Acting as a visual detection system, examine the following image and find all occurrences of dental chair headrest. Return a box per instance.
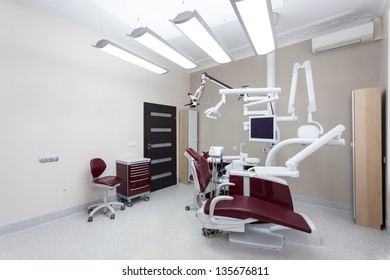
[186,148,201,162]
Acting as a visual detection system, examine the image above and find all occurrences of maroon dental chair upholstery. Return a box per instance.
[184,148,211,210]
[88,158,125,222]
[185,148,233,211]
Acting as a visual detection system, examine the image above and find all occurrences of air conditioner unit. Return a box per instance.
[312,19,382,54]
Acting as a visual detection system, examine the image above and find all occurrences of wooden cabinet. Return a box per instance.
[179,109,198,184]
[352,87,383,229]
[116,158,151,207]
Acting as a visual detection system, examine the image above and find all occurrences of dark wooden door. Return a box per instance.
[144,102,177,192]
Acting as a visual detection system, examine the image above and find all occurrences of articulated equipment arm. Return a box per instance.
[185,72,232,108]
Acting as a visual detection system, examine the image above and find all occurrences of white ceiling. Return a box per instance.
[14,0,389,72]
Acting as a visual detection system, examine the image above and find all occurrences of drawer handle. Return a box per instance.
[131,185,149,191]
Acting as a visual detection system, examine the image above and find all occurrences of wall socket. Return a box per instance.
[128,141,136,148]
[39,156,59,163]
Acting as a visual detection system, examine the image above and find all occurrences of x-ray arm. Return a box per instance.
[288,61,317,116]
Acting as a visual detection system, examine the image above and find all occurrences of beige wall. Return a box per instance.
[191,39,382,207]
[385,6,390,230]
[0,0,189,227]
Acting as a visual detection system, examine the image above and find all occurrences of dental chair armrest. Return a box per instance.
[216,182,235,196]
[209,196,234,224]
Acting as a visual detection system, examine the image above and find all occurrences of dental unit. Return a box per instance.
[184,58,346,248]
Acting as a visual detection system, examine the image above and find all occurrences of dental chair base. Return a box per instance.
[228,219,320,249]
[229,225,285,249]
[197,195,320,249]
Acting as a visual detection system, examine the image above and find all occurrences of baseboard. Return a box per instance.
[0,199,100,238]
[292,194,353,213]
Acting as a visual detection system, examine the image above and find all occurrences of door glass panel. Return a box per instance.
[151,157,172,164]
[151,112,172,118]
[151,172,172,180]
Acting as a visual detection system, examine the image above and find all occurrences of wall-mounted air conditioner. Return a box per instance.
[312,18,382,54]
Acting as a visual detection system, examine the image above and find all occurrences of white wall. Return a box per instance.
[0,0,189,227]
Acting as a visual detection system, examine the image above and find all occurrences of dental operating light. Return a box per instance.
[129,27,197,70]
[170,10,233,64]
[230,0,277,55]
[92,39,169,74]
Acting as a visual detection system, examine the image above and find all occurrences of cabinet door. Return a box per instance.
[353,87,382,229]
[179,109,198,184]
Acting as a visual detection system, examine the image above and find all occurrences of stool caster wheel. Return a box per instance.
[185,206,190,211]
[110,214,115,220]
[88,216,93,222]
[120,205,125,211]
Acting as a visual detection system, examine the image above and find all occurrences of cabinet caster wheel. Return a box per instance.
[185,206,190,211]
[110,214,115,220]
[120,206,125,211]
[144,196,150,201]
[88,217,93,222]
[127,202,133,207]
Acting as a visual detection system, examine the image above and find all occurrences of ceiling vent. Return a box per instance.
[312,18,382,54]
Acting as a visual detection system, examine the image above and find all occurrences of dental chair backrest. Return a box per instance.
[185,148,212,194]
[185,148,201,163]
[194,156,212,194]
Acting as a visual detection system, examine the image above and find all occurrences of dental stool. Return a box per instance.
[88,158,125,222]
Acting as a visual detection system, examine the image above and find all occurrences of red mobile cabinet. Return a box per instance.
[116,157,151,207]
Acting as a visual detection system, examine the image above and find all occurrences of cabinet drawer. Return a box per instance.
[127,184,150,197]
[129,162,149,171]
[128,163,150,176]
[128,178,150,190]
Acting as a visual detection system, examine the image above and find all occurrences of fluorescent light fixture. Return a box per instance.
[92,39,168,74]
[129,27,197,70]
[170,10,232,64]
[230,0,277,55]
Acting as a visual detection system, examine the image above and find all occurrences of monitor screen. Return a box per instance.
[249,115,277,142]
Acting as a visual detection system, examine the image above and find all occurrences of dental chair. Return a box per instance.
[88,158,125,222]
[184,148,233,211]
[196,125,345,248]
[195,164,317,248]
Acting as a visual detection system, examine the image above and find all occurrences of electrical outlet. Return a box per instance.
[128,141,136,147]
[39,156,59,163]
[233,146,237,151]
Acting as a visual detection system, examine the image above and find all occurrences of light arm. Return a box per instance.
[204,94,226,119]
[285,124,345,170]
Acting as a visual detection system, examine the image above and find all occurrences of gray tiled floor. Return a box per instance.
[0,183,389,260]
